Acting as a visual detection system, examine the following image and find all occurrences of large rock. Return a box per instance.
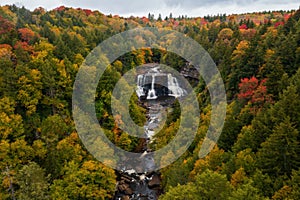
[118,183,133,195]
[148,174,160,188]
[121,195,130,200]
[124,187,133,195]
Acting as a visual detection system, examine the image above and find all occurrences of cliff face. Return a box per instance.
[180,64,200,81]
[136,65,188,100]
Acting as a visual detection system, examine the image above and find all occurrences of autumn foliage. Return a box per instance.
[238,77,259,101]
[239,24,248,30]
[0,4,299,200]
[18,28,36,42]
[238,77,272,110]
[274,21,284,28]
[0,16,14,34]
[13,41,33,52]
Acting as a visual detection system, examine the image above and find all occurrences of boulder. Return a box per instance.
[121,195,130,200]
[148,174,160,188]
[118,183,133,195]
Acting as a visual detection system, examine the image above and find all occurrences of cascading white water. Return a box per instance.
[136,74,145,98]
[147,75,157,100]
[117,67,188,199]
[136,67,186,100]
[167,73,186,98]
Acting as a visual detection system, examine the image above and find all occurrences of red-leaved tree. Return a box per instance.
[0,16,14,34]
[238,77,272,112]
[18,28,36,43]
[238,76,259,101]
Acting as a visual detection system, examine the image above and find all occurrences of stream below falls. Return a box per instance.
[114,65,187,200]
[114,101,167,200]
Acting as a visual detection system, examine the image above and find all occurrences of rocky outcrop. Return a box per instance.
[148,174,160,189]
[180,64,200,81]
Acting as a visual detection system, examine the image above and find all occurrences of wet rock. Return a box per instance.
[148,174,160,188]
[148,191,157,200]
[146,171,155,177]
[134,166,143,174]
[121,195,130,200]
[118,182,133,195]
[124,187,133,195]
[117,182,127,191]
[114,78,165,199]
[121,176,132,183]
[180,65,200,80]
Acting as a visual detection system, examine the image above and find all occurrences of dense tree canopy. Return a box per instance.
[0,4,299,199]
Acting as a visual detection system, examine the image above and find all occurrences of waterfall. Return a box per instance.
[117,66,188,199]
[136,75,145,98]
[136,67,186,100]
[147,75,157,100]
[167,74,185,98]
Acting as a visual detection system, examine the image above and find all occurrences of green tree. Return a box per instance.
[286,169,300,199]
[16,69,42,116]
[15,162,49,200]
[218,102,242,151]
[229,181,267,200]
[257,118,300,177]
[160,170,232,199]
[251,169,274,197]
[158,13,162,21]
[0,97,24,140]
[50,160,116,199]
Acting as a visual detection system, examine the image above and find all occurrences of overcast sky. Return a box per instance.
[0,0,299,18]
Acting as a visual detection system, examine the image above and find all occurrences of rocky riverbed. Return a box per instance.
[114,65,189,200]
[114,102,166,200]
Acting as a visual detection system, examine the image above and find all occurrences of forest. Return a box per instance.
[0,4,300,199]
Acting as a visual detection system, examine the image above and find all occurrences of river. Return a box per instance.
[114,65,186,200]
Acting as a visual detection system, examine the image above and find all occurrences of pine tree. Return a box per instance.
[158,13,162,21]
[257,118,300,177]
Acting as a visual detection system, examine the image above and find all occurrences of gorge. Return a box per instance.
[114,65,188,200]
